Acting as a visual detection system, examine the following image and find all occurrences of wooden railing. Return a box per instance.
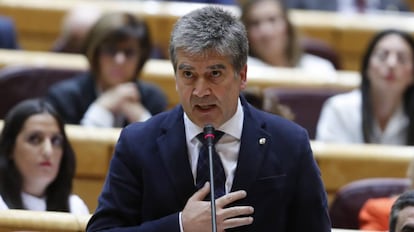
[0,121,413,211]
[2,0,414,70]
[0,49,360,109]
[0,209,90,232]
[0,209,363,232]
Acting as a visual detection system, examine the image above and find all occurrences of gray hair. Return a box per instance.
[389,190,414,232]
[169,6,248,73]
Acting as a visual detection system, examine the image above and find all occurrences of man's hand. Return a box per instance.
[182,182,254,232]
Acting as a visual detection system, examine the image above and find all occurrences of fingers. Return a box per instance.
[219,205,254,219]
[216,190,247,207]
[189,182,210,202]
[223,215,254,229]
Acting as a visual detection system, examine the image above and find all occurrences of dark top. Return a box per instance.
[45,73,168,125]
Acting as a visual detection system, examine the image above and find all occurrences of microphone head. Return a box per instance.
[203,124,215,141]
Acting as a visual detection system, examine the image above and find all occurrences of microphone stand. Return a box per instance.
[204,125,218,232]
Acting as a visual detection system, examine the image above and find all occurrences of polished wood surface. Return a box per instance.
[0,209,363,231]
[0,120,412,211]
[0,209,90,232]
[0,49,360,110]
[1,0,414,70]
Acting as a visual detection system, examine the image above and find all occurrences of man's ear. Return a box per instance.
[239,64,248,90]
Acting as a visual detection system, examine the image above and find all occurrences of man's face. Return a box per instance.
[174,50,247,128]
[395,206,414,232]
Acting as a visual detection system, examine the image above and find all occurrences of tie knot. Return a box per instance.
[197,130,224,145]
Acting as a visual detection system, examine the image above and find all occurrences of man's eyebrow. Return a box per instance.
[207,64,226,70]
[178,64,194,70]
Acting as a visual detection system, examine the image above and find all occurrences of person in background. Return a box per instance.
[46,12,168,127]
[316,29,414,145]
[285,0,410,14]
[0,99,89,214]
[86,6,330,231]
[51,5,102,54]
[239,0,336,74]
[389,190,414,232]
[358,157,414,231]
[166,0,237,5]
[242,86,295,120]
[0,16,19,49]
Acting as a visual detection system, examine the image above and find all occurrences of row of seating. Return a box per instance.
[2,0,414,70]
[0,49,359,138]
[2,120,412,214]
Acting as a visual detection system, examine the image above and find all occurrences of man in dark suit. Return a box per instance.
[87,6,331,232]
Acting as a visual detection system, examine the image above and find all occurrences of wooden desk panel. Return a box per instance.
[0,209,363,231]
[2,0,414,70]
[0,121,413,213]
[0,49,360,110]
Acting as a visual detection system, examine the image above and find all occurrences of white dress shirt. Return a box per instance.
[316,89,409,144]
[179,98,244,231]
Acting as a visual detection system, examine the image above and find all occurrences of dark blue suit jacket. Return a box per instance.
[87,97,331,231]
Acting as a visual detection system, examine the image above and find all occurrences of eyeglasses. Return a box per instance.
[100,46,139,59]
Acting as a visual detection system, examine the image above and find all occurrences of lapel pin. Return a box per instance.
[259,138,266,145]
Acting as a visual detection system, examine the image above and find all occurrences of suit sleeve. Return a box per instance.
[86,128,181,232]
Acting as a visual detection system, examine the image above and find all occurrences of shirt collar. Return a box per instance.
[184,98,244,142]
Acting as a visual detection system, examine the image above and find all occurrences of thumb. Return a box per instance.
[190,182,210,201]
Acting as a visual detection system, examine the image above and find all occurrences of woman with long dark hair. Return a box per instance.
[0,98,89,213]
[316,29,414,145]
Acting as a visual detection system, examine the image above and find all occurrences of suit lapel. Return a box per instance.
[157,107,196,206]
[231,102,270,193]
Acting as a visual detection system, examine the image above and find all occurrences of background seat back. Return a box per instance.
[329,178,410,229]
[0,66,84,118]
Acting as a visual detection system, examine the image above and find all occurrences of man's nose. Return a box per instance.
[193,78,211,97]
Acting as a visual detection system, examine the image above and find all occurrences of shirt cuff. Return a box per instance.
[179,211,184,232]
[80,103,114,127]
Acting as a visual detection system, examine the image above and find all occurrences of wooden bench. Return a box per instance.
[0,49,360,110]
[2,0,414,70]
[0,209,91,232]
[312,141,414,203]
[0,209,362,232]
[1,120,413,210]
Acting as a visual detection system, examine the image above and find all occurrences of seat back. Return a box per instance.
[329,178,411,229]
[0,66,84,118]
[301,37,342,70]
[263,87,345,139]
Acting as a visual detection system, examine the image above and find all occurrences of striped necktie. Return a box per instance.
[196,131,225,199]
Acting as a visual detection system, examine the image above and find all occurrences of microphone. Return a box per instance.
[203,124,218,232]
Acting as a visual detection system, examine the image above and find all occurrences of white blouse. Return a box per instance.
[316,89,409,145]
[0,192,90,215]
[247,53,336,76]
